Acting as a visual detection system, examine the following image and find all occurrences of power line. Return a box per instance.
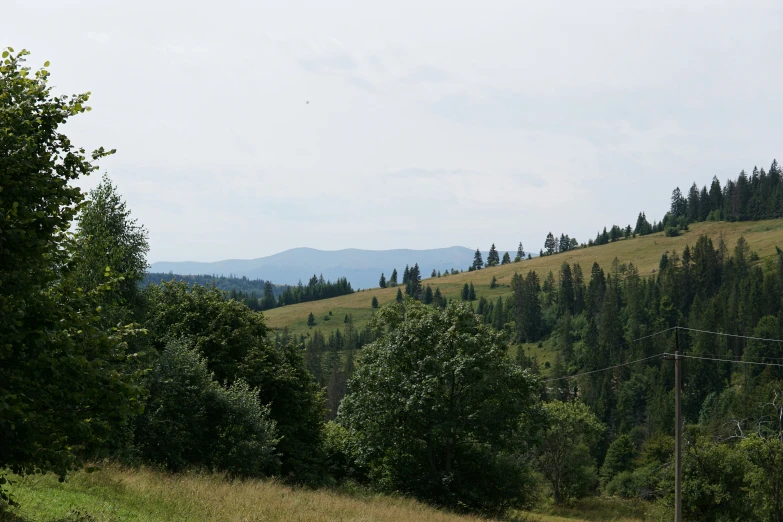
[672,353,783,368]
[678,326,783,344]
[542,354,663,383]
[632,327,677,343]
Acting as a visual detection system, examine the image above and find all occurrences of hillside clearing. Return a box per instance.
[263,219,783,338]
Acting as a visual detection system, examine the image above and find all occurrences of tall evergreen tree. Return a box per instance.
[402,265,410,285]
[461,283,470,301]
[515,242,525,262]
[424,285,433,304]
[502,252,512,265]
[671,187,687,218]
[371,296,379,308]
[468,282,476,301]
[545,232,556,256]
[486,243,500,267]
[472,248,484,270]
[379,272,387,288]
[395,288,404,302]
[389,268,398,287]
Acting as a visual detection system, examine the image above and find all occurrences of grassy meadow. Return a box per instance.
[264,219,783,339]
[0,465,663,522]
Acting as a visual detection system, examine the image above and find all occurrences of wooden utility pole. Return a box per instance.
[674,326,683,522]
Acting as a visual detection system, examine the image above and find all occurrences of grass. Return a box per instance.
[0,465,665,522]
[264,219,783,339]
[1,465,494,522]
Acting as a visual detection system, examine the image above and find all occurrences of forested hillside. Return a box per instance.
[5,47,783,522]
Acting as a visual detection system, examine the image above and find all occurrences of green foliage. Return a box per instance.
[338,301,539,515]
[371,296,379,308]
[0,48,140,501]
[143,282,325,481]
[535,401,605,505]
[600,434,636,487]
[307,312,315,326]
[134,341,279,476]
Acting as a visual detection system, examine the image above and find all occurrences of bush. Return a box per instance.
[134,341,279,476]
[664,227,680,237]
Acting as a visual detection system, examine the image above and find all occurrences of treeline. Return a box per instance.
[586,159,783,247]
[144,272,353,312]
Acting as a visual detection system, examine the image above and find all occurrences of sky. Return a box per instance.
[5,0,783,262]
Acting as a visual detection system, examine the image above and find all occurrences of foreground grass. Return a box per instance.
[1,465,497,522]
[264,219,783,339]
[0,465,666,522]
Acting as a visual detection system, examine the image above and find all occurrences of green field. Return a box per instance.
[0,465,660,522]
[264,219,783,339]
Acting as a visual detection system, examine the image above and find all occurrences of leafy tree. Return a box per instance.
[134,341,279,476]
[472,248,484,270]
[389,268,398,287]
[535,401,605,505]
[379,272,386,288]
[0,48,141,498]
[600,434,636,487]
[70,174,149,327]
[339,301,539,514]
[371,296,379,308]
[502,251,511,264]
[486,243,500,267]
[145,281,324,479]
[307,312,316,326]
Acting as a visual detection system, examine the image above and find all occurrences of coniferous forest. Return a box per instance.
[5,48,783,522]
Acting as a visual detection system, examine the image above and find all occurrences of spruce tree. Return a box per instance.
[461,283,470,300]
[434,287,443,307]
[395,288,403,303]
[431,269,437,278]
[472,248,484,270]
[379,272,387,288]
[490,275,497,289]
[307,312,315,326]
[469,282,476,301]
[402,265,410,285]
[502,252,511,265]
[371,296,379,308]
[390,268,398,287]
[486,243,500,267]
[515,242,525,262]
[544,232,556,256]
[424,285,433,304]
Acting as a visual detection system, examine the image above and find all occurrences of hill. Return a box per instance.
[263,219,783,339]
[149,246,514,289]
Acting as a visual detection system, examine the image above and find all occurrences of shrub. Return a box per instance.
[134,341,279,476]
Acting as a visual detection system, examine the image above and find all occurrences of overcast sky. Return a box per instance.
[5,0,782,262]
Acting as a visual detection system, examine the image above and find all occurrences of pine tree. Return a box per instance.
[379,272,387,288]
[490,275,497,289]
[486,243,500,267]
[307,312,315,326]
[424,285,433,304]
[671,187,687,218]
[502,252,511,265]
[389,268,398,287]
[402,265,410,285]
[461,283,470,301]
[434,287,443,307]
[431,269,437,278]
[395,288,403,302]
[544,232,556,256]
[469,282,476,301]
[472,248,484,270]
[515,242,525,262]
[371,296,379,308]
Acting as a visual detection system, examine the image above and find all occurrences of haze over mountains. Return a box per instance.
[149,246,520,289]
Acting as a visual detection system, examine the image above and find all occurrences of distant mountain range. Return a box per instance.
[149,247,523,289]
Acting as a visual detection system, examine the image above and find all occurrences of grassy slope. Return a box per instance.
[0,466,651,522]
[264,219,783,339]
